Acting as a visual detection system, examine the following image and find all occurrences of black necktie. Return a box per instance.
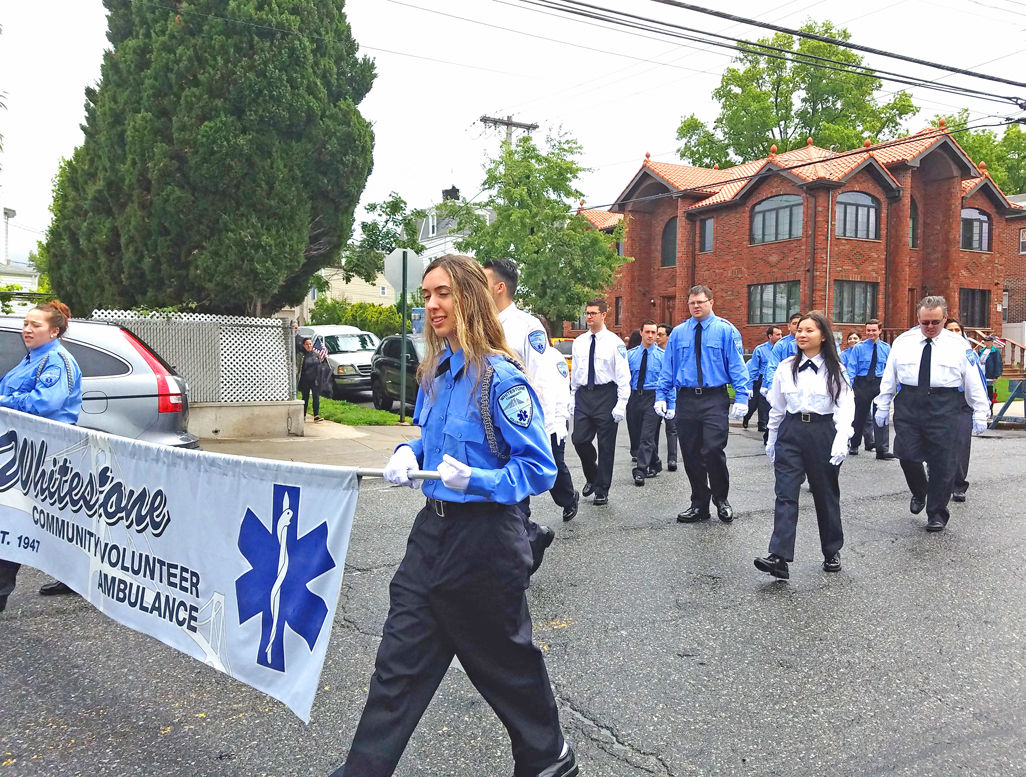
[867,342,878,377]
[918,338,932,388]
[587,334,596,389]
[637,348,648,389]
[799,359,817,373]
[694,323,704,386]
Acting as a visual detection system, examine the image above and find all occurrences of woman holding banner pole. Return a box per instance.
[330,254,578,777]
[0,300,83,613]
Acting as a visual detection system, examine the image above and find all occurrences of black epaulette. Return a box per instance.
[478,355,525,461]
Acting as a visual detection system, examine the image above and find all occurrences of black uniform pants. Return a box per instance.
[0,559,19,597]
[769,414,843,561]
[851,376,891,453]
[662,415,678,465]
[626,390,643,458]
[893,386,963,526]
[300,385,320,416]
[572,383,618,498]
[743,378,768,429]
[676,387,730,509]
[340,503,563,777]
[631,389,661,477]
[952,403,973,494]
[548,432,577,508]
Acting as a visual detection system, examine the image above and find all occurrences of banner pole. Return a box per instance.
[355,468,442,481]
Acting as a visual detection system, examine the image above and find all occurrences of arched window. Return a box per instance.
[836,192,880,240]
[961,208,991,251]
[661,217,678,267]
[909,199,919,248]
[751,195,802,244]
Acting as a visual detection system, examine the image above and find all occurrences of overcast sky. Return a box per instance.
[2,0,1024,266]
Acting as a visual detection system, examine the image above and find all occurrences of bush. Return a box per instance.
[308,297,409,338]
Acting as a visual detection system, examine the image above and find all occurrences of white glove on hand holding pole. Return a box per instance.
[438,454,471,492]
[383,445,420,489]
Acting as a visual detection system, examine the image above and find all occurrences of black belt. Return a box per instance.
[786,411,833,423]
[582,381,615,392]
[425,497,506,519]
[899,384,961,396]
[677,385,727,395]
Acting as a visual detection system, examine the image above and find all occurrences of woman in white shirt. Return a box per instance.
[755,312,855,580]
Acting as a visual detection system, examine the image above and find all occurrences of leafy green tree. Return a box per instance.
[339,192,426,284]
[308,296,406,338]
[677,20,918,166]
[45,0,375,316]
[438,133,629,326]
[932,111,1026,194]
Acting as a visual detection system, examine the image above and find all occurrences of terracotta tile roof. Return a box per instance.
[961,176,986,196]
[578,209,623,230]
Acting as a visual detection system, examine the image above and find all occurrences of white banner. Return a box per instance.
[0,408,357,722]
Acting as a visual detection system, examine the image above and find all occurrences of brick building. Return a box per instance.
[580,125,1025,350]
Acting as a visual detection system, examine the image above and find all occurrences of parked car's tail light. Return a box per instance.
[121,330,184,413]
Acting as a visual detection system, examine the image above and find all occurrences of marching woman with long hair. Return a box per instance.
[329,254,577,777]
[755,312,854,580]
[0,301,83,611]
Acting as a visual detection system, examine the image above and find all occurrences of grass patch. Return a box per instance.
[299,393,401,426]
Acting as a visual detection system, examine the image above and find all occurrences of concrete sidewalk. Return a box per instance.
[200,420,420,468]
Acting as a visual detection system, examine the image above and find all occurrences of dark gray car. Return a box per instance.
[0,317,199,448]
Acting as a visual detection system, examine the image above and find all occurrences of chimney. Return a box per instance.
[442,185,460,201]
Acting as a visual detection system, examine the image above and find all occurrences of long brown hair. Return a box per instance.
[34,300,72,337]
[417,254,517,395]
[790,312,845,403]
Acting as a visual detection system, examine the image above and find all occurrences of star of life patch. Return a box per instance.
[38,366,62,388]
[528,330,548,354]
[557,360,569,378]
[617,344,627,358]
[965,348,979,366]
[498,384,534,428]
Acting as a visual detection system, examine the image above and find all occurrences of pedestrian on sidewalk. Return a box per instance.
[297,337,326,421]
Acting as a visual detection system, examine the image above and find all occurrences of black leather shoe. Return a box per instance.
[39,581,75,596]
[757,425,766,433]
[926,518,945,532]
[633,472,646,487]
[848,447,859,456]
[909,495,926,515]
[667,461,677,472]
[645,468,659,479]
[593,494,608,506]
[865,443,876,452]
[951,491,967,503]
[581,482,595,497]
[562,490,580,522]
[530,526,555,574]
[630,455,637,462]
[677,506,710,523]
[823,552,842,572]
[713,499,734,523]
[754,553,789,579]
[875,451,896,460]
[0,593,7,613]
[536,745,579,777]
[742,421,749,429]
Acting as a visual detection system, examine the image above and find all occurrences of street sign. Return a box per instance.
[383,248,422,293]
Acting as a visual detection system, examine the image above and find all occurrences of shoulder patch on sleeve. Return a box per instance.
[557,360,569,378]
[38,365,62,388]
[498,384,534,428]
[965,348,979,365]
[617,344,627,358]
[528,330,548,354]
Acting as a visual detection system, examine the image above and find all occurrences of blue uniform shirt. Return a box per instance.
[657,314,750,408]
[845,338,891,379]
[406,347,556,505]
[627,343,664,390]
[747,340,774,382]
[763,334,798,392]
[0,339,82,424]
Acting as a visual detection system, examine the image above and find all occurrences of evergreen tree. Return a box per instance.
[46,0,374,316]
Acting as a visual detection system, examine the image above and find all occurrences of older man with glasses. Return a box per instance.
[874,296,990,533]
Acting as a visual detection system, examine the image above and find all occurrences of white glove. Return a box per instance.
[874,407,889,428]
[654,400,667,418]
[829,436,848,466]
[728,402,748,420]
[765,443,775,463]
[829,452,846,466]
[568,400,575,418]
[664,407,675,421]
[972,418,988,435]
[760,385,769,397]
[438,454,471,492]
[555,420,568,446]
[384,445,420,489]
[611,401,626,424]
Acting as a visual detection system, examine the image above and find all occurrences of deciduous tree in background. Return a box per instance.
[677,20,918,167]
[338,192,426,284]
[438,133,629,327]
[932,111,1026,195]
[45,0,375,316]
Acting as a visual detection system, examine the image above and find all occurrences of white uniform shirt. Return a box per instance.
[877,328,990,422]
[569,326,631,406]
[497,304,548,382]
[766,353,855,448]
[533,345,571,437]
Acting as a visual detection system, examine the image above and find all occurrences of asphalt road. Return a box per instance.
[2,424,1025,776]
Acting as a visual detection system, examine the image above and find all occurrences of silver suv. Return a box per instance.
[0,317,200,448]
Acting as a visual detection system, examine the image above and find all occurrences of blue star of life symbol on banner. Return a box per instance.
[236,484,336,672]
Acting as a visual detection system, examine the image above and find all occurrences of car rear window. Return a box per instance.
[0,330,26,375]
[63,342,131,378]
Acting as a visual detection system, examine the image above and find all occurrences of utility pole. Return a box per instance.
[479,115,538,144]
